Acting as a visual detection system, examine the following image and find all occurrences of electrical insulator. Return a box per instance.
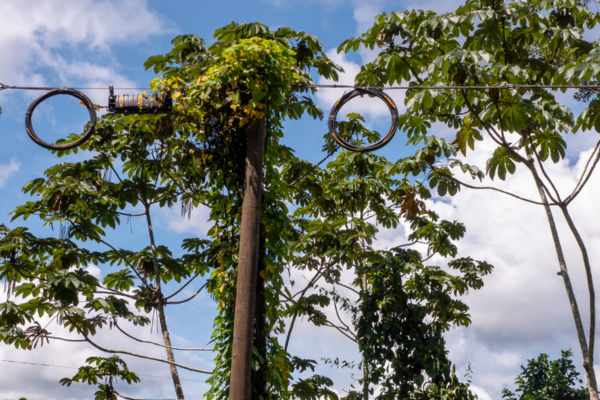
[107,86,172,115]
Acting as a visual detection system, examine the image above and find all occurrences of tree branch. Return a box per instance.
[113,321,213,351]
[433,167,553,206]
[288,151,335,187]
[566,141,600,205]
[166,282,208,305]
[79,331,212,374]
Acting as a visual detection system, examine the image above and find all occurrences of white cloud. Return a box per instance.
[470,385,494,400]
[0,158,19,188]
[85,263,102,279]
[158,204,213,238]
[0,0,175,105]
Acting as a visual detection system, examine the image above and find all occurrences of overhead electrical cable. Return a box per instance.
[4,80,600,153]
[3,82,600,92]
[0,359,206,382]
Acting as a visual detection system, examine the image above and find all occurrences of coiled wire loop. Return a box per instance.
[25,89,96,150]
[328,88,398,152]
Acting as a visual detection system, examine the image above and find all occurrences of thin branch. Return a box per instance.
[332,295,351,331]
[164,271,202,301]
[114,390,144,400]
[166,282,208,305]
[461,90,504,146]
[48,336,86,342]
[284,264,327,352]
[79,331,212,374]
[566,141,600,205]
[394,240,428,248]
[164,247,222,301]
[109,165,124,184]
[115,211,146,217]
[114,322,213,351]
[70,222,155,292]
[160,166,209,208]
[335,282,361,296]
[529,137,562,203]
[93,290,148,303]
[402,57,424,84]
[288,151,335,187]
[433,167,553,206]
[571,141,600,194]
[324,322,357,343]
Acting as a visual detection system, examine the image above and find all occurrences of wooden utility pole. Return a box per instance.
[229,116,266,400]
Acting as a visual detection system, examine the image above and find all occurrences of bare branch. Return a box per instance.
[433,167,553,206]
[529,138,562,203]
[288,151,335,187]
[324,322,357,343]
[94,289,147,303]
[566,141,600,205]
[115,211,146,217]
[283,263,327,352]
[114,321,213,351]
[114,390,143,400]
[48,336,86,342]
[332,295,351,331]
[70,222,155,292]
[165,246,222,301]
[166,282,208,305]
[79,331,212,374]
[335,282,360,296]
[164,271,202,300]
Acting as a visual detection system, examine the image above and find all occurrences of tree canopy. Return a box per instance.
[5,0,600,398]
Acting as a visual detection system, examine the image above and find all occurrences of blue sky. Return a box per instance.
[2,1,600,399]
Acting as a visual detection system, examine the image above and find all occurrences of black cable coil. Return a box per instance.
[328,88,399,152]
[107,86,172,115]
[25,88,97,151]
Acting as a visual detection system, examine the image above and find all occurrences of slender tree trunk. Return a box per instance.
[157,302,186,399]
[526,163,599,400]
[145,204,186,399]
[560,204,598,395]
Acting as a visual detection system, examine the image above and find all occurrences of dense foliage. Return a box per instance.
[340,0,600,397]
[0,11,505,400]
[502,350,589,400]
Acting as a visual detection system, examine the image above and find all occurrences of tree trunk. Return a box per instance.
[560,204,599,396]
[527,165,599,400]
[157,302,186,399]
[230,116,267,400]
[145,204,186,399]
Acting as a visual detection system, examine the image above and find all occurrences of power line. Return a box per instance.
[0,359,207,382]
[2,82,600,92]
[0,83,151,91]
[296,83,600,90]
